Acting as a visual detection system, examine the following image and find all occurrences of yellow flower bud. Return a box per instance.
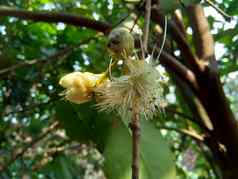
[59,72,104,104]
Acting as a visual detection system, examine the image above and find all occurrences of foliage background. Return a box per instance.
[0,0,237,178]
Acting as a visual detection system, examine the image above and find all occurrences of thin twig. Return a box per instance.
[196,142,221,179]
[157,126,204,142]
[2,97,57,117]
[155,16,167,61]
[130,15,140,33]
[130,101,140,179]
[139,36,145,60]
[32,141,81,171]
[0,121,60,172]
[113,14,131,28]
[165,108,195,123]
[0,37,95,76]
[143,0,151,54]
[204,0,233,22]
[164,107,212,132]
[0,47,71,76]
[178,0,186,9]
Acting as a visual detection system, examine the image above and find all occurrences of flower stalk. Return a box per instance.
[130,100,140,179]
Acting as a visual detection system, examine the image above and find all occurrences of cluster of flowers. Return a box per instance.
[59,58,166,119]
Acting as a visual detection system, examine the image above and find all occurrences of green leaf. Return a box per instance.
[56,101,94,142]
[103,118,176,179]
[215,28,238,44]
[56,101,112,150]
[41,155,81,179]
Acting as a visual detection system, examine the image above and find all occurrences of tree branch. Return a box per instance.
[0,6,111,34]
[0,5,202,96]
[151,3,238,176]
[197,142,222,179]
[0,121,59,172]
[172,10,186,37]
[130,101,140,179]
[0,37,95,76]
[188,4,215,62]
[204,0,233,22]
[186,5,238,174]
[0,47,71,76]
[166,70,213,131]
[151,10,201,73]
[143,0,151,53]
[197,70,238,169]
[159,50,199,91]
[157,126,204,142]
[165,107,206,128]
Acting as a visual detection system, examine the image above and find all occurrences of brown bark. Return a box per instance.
[0,6,111,34]
[187,5,238,178]
[152,4,238,178]
[188,5,215,62]
[196,68,238,178]
[143,0,152,53]
[172,10,186,37]
[160,51,199,91]
[171,74,213,131]
[130,103,140,179]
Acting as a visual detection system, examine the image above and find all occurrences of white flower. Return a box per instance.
[95,59,166,119]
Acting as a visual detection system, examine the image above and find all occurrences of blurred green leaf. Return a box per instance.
[215,28,238,44]
[56,101,112,150]
[41,155,81,179]
[103,118,176,179]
